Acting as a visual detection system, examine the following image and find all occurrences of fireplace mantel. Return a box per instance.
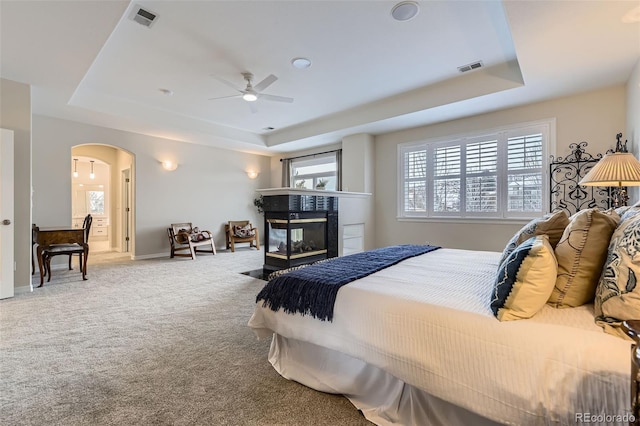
[257,188,371,198]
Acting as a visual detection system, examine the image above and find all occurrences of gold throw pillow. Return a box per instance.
[549,208,619,308]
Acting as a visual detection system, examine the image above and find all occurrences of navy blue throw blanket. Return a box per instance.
[256,244,440,322]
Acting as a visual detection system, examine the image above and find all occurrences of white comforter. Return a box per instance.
[248,248,631,425]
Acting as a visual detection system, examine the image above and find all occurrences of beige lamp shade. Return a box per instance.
[579,152,640,187]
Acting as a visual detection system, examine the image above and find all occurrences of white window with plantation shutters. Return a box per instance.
[506,132,543,215]
[433,145,461,213]
[466,139,498,214]
[398,120,553,220]
[403,149,427,213]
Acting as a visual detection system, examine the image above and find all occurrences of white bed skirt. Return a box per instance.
[269,334,501,426]
[251,249,630,423]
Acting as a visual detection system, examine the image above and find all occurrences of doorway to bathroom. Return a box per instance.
[71,144,135,260]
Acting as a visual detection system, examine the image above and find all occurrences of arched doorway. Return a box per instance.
[71,144,135,259]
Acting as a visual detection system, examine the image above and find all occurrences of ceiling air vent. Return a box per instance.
[457,61,483,73]
[129,6,158,28]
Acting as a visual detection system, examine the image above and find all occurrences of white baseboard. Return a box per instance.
[132,252,168,260]
[15,285,33,294]
[44,247,226,263]
[134,246,224,260]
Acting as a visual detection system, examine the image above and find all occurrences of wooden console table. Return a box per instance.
[34,227,88,287]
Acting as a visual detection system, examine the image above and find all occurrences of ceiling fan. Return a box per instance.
[209,72,293,112]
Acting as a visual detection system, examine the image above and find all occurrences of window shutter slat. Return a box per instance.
[434,146,460,176]
[466,176,498,212]
[404,180,427,212]
[466,140,497,174]
[405,150,427,179]
[507,133,543,213]
[508,134,542,170]
[433,178,460,212]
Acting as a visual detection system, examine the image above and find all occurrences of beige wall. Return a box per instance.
[32,115,271,258]
[0,78,31,293]
[628,59,640,149]
[628,59,640,201]
[374,85,627,251]
[341,133,375,252]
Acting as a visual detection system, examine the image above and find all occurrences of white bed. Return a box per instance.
[248,248,631,425]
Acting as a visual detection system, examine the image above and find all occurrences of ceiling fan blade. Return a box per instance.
[259,93,294,103]
[208,94,241,101]
[253,74,277,92]
[248,102,258,114]
[211,75,242,92]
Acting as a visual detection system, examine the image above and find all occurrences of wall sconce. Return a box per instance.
[73,158,78,178]
[247,170,259,179]
[89,160,95,180]
[162,160,178,171]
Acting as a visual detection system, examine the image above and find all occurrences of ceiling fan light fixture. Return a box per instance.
[242,92,258,102]
[391,1,419,21]
[210,72,293,105]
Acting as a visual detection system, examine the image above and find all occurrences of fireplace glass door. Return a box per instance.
[265,217,327,270]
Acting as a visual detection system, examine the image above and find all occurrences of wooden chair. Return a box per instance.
[225,220,260,252]
[168,222,216,260]
[32,223,37,275]
[43,214,92,281]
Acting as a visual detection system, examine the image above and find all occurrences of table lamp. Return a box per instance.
[579,135,640,207]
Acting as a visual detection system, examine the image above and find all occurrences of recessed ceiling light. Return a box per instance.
[291,57,312,69]
[391,1,419,21]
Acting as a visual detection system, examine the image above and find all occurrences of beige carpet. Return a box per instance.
[1,249,370,425]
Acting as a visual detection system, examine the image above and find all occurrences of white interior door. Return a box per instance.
[121,169,131,252]
[0,128,15,299]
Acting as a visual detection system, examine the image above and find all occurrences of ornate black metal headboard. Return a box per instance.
[549,142,613,216]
